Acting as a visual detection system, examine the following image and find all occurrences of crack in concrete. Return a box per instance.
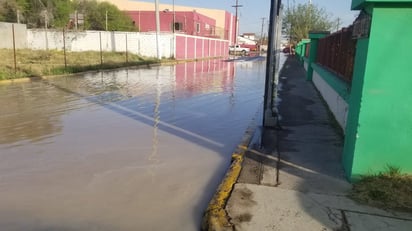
[341,209,412,222]
[325,207,342,226]
[334,210,351,231]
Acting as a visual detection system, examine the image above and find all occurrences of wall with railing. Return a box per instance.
[295,28,357,131]
[294,0,412,181]
[317,27,356,83]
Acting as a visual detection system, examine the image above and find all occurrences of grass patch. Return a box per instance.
[0,49,164,80]
[350,166,412,212]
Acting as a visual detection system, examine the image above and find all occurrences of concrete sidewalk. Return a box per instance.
[224,56,412,231]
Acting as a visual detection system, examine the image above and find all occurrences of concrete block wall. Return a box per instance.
[312,71,349,129]
[25,29,227,59]
[0,22,27,49]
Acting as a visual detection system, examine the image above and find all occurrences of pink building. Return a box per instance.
[98,0,236,43]
[127,11,222,39]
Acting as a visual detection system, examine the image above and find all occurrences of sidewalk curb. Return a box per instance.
[201,115,258,231]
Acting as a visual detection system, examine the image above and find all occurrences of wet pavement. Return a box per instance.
[0,57,266,231]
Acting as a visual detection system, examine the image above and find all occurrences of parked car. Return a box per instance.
[283,46,295,54]
[229,45,250,56]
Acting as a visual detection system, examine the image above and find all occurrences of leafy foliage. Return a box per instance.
[283,3,335,44]
[0,0,136,31]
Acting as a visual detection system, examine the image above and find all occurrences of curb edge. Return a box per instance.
[201,115,258,231]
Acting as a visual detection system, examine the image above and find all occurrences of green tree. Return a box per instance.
[0,0,27,23]
[0,0,136,31]
[283,3,335,44]
[51,0,74,28]
[71,0,136,31]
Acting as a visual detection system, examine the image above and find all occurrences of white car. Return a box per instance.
[229,45,250,56]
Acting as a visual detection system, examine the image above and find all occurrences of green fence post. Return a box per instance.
[301,39,310,64]
[307,31,329,81]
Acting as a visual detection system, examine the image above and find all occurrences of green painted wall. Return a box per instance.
[352,0,412,10]
[343,38,369,179]
[344,6,412,179]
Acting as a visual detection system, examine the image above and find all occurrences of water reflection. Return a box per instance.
[0,60,235,147]
[0,82,66,147]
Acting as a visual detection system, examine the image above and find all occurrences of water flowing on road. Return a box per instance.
[0,57,267,231]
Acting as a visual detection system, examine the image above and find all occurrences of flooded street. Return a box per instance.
[0,57,267,231]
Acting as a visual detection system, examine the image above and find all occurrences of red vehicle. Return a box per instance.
[239,44,258,51]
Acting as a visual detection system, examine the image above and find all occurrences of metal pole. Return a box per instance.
[99,32,103,65]
[260,17,265,55]
[232,0,243,45]
[63,28,67,69]
[105,10,108,31]
[173,0,175,33]
[235,0,238,45]
[263,0,280,127]
[12,24,17,74]
[172,0,176,58]
[45,11,48,50]
[125,33,128,63]
[155,0,161,59]
[75,10,78,30]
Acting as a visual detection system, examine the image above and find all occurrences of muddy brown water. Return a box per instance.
[0,58,267,231]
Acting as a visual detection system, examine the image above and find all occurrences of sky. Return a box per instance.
[140,0,358,35]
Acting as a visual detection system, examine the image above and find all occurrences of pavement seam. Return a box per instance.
[340,209,412,221]
[201,110,259,231]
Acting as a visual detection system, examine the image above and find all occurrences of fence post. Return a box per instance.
[343,0,412,180]
[307,31,329,81]
[12,24,17,75]
[194,37,197,59]
[185,35,187,60]
[125,33,128,63]
[301,39,310,63]
[63,28,67,69]
[99,32,103,66]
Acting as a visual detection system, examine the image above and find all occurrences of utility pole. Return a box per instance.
[17,10,20,23]
[232,0,243,45]
[336,17,341,31]
[75,10,78,30]
[260,17,266,55]
[154,0,161,59]
[105,10,108,31]
[263,0,280,127]
[172,0,175,33]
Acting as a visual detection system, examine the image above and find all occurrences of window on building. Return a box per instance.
[173,22,183,31]
[196,23,200,33]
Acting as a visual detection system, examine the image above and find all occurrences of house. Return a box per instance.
[241,33,256,41]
